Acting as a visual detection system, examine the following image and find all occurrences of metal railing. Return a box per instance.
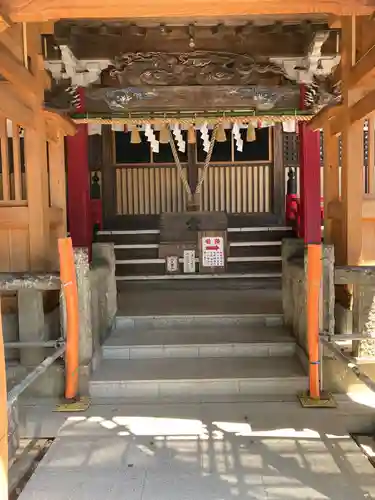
[7,343,66,410]
[0,237,80,494]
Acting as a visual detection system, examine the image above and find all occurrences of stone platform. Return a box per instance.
[15,396,375,500]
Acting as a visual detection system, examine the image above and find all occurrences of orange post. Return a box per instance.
[0,297,8,498]
[58,237,79,400]
[307,244,322,399]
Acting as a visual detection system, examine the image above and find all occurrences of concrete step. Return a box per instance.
[115,260,282,277]
[116,271,282,281]
[116,277,281,291]
[115,312,283,330]
[103,325,295,360]
[90,355,307,399]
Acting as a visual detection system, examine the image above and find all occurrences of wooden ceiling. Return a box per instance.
[49,20,338,60]
[2,0,375,24]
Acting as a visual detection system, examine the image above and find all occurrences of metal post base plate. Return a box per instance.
[54,396,91,412]
[298,391,337,408]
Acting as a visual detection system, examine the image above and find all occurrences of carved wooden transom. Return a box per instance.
[110,51,289,87]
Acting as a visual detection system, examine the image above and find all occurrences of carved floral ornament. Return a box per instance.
[45,46,338,112]
[110,51,290,86]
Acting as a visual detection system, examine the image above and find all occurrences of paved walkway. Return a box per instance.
[16,397,375,499]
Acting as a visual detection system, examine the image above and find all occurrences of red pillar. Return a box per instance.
[299,86,322,244]
[66,88,92,249]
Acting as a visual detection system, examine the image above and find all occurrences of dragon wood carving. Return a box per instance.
[111,51,291,87]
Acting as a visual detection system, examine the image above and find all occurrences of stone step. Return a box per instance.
[115,261,282,277]
[115,313,283,330]
[103,325,295,360]
[116,277,281,290]
[114,245,282,260]
[116,271,282,281]
[90,356,308,399]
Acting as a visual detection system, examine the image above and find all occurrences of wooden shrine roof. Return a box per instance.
[1,0,374,25]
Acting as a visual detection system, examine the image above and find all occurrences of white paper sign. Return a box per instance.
[166,255,179,273]
[202,236,225,268]
[183,250,196,273]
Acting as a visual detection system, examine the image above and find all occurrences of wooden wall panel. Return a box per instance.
[116,166,188,215]
[116,164,271,215]
[198,164,271,213]
[8,229,30,271]
[0,226,29,272]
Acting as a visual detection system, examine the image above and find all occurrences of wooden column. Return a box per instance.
[49,135,67,239]
[273,123,285,223]
[25,25,50,271]
[323,125,340,245]
[341,16,364,266]
[299,86,322,244]
[66,88,91,248]
[101,125,116,223]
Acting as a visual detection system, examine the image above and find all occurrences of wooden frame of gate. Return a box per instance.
[0,24,75,273]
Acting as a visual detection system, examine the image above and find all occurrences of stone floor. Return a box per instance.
[16,396,375,500]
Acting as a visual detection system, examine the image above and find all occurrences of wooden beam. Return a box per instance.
[0,24,23,62]
[25,114,51,271]
[24,23,51,272]
[328,15,341,29]
[0,83,34,127]
[349,43,375,90]
[43,69,51,90]
[355,16,375,60]
[329,115,343,136]
[362,195,375,218]
[350,87,375,124]
[341,15,363,266]
[43,109,76,137]
[7,0,375,23]
[0,13,12,33]
[48,137,67,238]
[326,88,375,134]
[308,105,342,131]
[49,206,64,228]
[39,21,54,35]
[327,200,342,220]
[0,38,39,100]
